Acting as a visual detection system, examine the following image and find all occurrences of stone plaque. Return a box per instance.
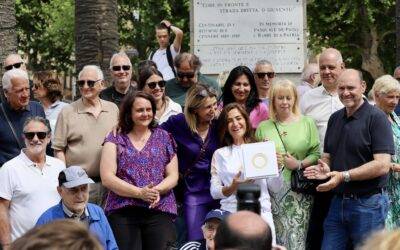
[192,0,305,74]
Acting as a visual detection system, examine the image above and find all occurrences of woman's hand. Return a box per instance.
[139,183,160,203]
[284,153,299,170]
[222,171,253,197]
[391,163,400,172]
[276,153,285,170]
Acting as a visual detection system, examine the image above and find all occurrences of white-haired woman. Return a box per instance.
[372,75,400,229]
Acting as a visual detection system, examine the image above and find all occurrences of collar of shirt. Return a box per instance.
[320,85,338,97]
[49,100,61,109]
[341,98,369,120]
[62,202,89,220]
[19,149,51,171]
[76,98,110,114]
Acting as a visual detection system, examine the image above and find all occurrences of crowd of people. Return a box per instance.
[0,19,400,250]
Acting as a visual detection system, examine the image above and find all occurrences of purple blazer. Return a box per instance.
[161,113,219,205]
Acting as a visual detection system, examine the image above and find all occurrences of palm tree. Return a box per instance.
[0,0,17,101]
[75,0,119,85]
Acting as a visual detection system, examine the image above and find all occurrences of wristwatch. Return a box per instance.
[343,171,351,182]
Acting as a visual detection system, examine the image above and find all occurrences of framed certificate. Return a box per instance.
[241,141,279,179]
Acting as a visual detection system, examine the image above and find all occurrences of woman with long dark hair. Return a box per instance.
[221,65,268,128]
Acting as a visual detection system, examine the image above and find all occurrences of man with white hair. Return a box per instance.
[100,51,136,107]
[0,68,46,167]
[53,65,119,205]
[297,63,320,99]
[0,116,65,247]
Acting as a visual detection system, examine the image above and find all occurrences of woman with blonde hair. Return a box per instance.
[255,78,320,249]
[372,75,400,229]
[161,83,220,241]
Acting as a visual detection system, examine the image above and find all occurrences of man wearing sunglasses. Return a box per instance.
[253,60,275,106]
[165,52,221,107]
[150,20,183,81]
[0,116,65,247]
[53,65,119,206]
[100,51,136,107]
[1,54,28,103]
[0,68,47,168]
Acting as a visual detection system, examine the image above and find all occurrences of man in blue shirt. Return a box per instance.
[304,69,394,249]
[36,166,118,250]
[0,68,45,167]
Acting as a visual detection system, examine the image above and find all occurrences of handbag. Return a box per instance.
[273,122,320,194]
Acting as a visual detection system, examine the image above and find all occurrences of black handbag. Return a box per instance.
[273,122,321,194]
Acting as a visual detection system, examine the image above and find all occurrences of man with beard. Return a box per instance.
[100,51,136,107]
[0,68,46,167]
[0,116,65,248]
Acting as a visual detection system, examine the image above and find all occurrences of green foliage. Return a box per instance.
[16,0,74,72]
[307,0,396,79]
[118,0,190,61]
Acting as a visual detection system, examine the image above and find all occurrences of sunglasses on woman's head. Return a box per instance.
[23,131,48,140]
[147,80,166,89]
[4,62,23,71]
[77,79,102,88]
[112,65,131,71]
[255,72,275,79]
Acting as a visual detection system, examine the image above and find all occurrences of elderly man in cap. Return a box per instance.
[36,165,117,250]
[180,209,230,250]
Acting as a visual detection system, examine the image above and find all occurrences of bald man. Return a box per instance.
[305,69,393,249]
[214,211,272,250]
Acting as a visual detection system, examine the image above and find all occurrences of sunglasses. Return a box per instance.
[4,62,24,71]
[147,80,166,89]
[24,131,48,140]
[177,71,195,79]
[77,79,102,88]
[112,65,131,71]
[255,72,275,79]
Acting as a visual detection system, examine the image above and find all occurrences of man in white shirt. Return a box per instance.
[150,20,183,81]
[297,63,320,99]
[300,48,345,250]
[0,116,65,248]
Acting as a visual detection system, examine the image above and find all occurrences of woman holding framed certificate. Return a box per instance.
[210,103,283,244]
[255,79,320,250]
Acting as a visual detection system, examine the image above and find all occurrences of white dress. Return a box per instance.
[210,144,283,243]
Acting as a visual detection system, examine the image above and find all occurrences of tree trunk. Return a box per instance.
[0,0,17,101]
[75,0,119,86]
[360,26,386,79]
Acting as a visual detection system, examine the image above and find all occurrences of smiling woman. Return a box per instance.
[100,91,179,250]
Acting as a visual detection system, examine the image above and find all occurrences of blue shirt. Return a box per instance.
[36,202,118,250]
[0,101,46,166]
[324,100,394,194]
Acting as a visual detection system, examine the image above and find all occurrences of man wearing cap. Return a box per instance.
[36,166,117,250]
[180,209,230,250]
[0,116,65,249]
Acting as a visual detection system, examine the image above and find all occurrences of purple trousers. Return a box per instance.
[184,200,220,241]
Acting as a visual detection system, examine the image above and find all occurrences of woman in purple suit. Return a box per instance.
[161,83,220,241]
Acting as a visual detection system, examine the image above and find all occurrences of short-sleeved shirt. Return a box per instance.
[161,113,219,205]
[0,101,46,166]
[104,128,177,215]
[324,100,394,194]
[151,44,179,81]
[0,150,65,240]
[52,98,119,177]
[165,73,221,107]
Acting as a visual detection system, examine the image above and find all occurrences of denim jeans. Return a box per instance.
[321,192,389,250]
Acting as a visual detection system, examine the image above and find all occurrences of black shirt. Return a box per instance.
[324,100,394,195]
[99,84,136,108]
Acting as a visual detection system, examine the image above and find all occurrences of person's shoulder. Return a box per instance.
[257,119,274,129]
[199,73,219,87]
[167,98,183,112]
[87,203,105,213]
[46,156,66,170]
[166,77,179,87]
[101,99,119,110]
[179,241,201,250]
[1,153,24,171]
[100,85,114,94]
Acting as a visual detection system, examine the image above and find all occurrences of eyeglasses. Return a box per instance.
[4,62,24,71]
[147,80,166,89]
[23,131,48,140]
[255,72,275,79]
[112,65,131,71]
[177,71,195,79]
[76,79,102,88]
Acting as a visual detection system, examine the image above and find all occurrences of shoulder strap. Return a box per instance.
[166,45,177,77]
[273,121,288,153]
[0,103,23,149]
[149,50,155,60]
